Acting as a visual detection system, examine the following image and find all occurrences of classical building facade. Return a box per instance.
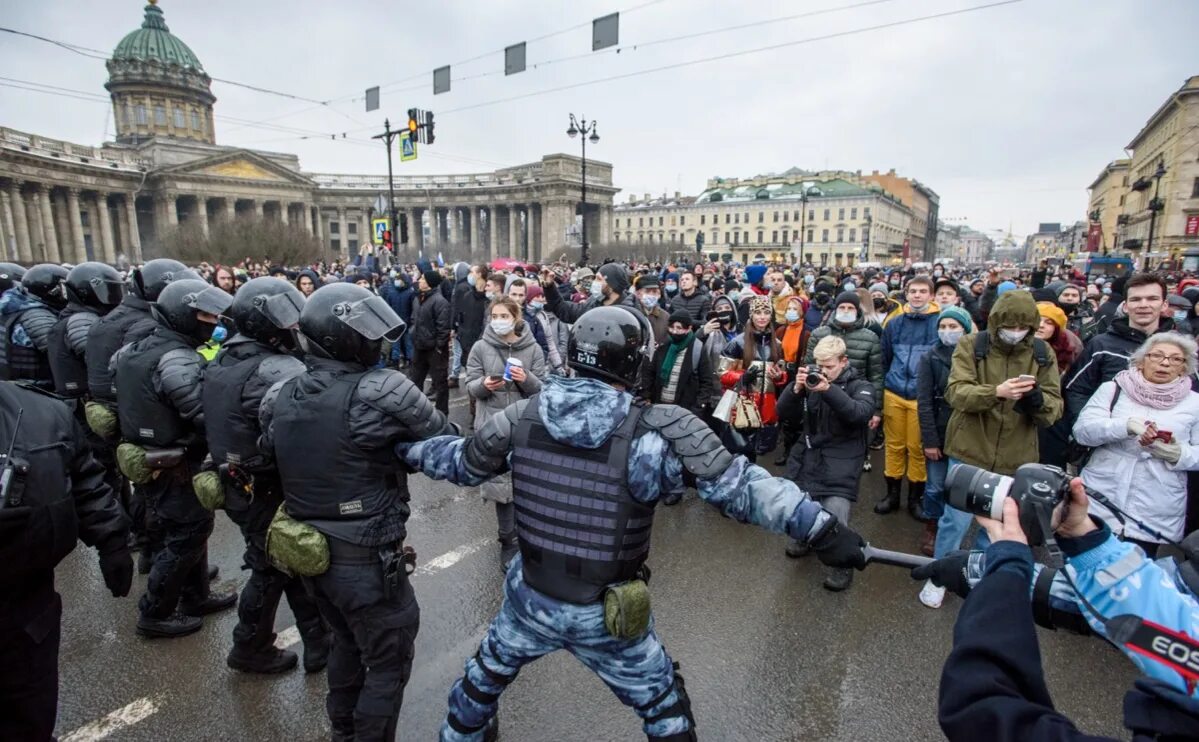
[0,1,615,266]
[611,168,921,267]
[1086,159,1130,255]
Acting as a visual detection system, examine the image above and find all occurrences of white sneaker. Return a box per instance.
[919,580,946,609]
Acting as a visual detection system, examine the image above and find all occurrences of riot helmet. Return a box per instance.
[64,262,125,313]
[231,277,306,348]
[567,305,650,387]
[20,264,69,310]
[297,282,404,366]
[132,258,196,301]
[0,263,26,294]
[151,278,234,344]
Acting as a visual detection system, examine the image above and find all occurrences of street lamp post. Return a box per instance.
[796,185,821,268]
[566,114,599,266]
[1145,161,1167,270]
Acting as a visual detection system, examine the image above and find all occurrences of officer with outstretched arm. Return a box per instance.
[397,306,868,742]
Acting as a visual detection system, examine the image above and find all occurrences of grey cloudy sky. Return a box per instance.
[3,0,1196,243]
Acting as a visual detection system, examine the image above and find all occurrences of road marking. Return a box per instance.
[61,696,160,742]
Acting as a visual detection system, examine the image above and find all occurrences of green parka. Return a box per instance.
[944,290,1063,475]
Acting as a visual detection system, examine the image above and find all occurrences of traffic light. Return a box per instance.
[382,229,392,251]
[424,110,435,144]
[407,109,419,139]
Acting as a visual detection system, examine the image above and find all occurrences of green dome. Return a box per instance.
[112,2,204,72]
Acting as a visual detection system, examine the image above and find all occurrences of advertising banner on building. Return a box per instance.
[1186,214,1199,237]
[1086,222,1103,252]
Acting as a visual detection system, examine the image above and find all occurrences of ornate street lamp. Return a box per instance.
[567,114,599,265]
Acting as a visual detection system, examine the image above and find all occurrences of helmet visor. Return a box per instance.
[333,295,405,341]
[186,286,235,316]
[90,276,126,306]
[258,291,304,330]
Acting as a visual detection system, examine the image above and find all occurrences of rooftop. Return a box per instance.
[112,1,205,72]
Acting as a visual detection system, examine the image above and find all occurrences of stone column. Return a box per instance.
[414,209,426,254]
[488,206,499,259]
[95,192,116,263]
[34,185,61,263]
[253,200,264,220]
[469,207,480,256]
[4,182,31,263]
[530,204,543,262]
[124,194,143,262]
[304,204,314,234]
[448,206,460,247]
[53,191,71,259]
[427,208,440,251]
[599,205,612,246]
[0,187,16,262]
[65,188,87,263]
[359,209,371,254]
[195,197,210,238]
[541,200,572,260]
[405,209,418,249]
[506,205,518,259]
[224,198,236,223]
[336,207,348,260]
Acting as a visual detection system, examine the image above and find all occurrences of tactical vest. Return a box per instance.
[202,344,269,469]
[511,399,653,604]
[47,307,90,398]
[272,370,407,545]
[0,310,53,386]
[86,298,152,403]
[115,332,191,447]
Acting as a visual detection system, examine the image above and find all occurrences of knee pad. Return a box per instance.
[642,661,696,741]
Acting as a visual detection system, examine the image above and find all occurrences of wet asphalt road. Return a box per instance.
[53,388,1133,741]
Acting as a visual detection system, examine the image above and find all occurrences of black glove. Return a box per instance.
[810,521,867,570]
[1013,386,1044,416]
[742,365,762,384]
[910,550,973,599]
[99,548,134,598]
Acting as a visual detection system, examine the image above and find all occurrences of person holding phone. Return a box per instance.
[1073,332,1199,557]
[465,296,548,570]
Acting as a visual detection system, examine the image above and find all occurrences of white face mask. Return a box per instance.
[998,327,1029,344]
[641,294,659,309]
[939,329,964,346]
[589,280,604,297]
[485,291,497,300]
[529,301,545,312]
[784,309,800,323]
[490,319,515,336]
[835,310,856,325]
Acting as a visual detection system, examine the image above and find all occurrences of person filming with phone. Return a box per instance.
[1072,332,1199,558]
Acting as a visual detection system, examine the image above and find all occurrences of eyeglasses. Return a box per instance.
[1146,351,1187,366]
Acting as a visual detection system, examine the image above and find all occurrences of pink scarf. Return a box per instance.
[1114,368,1192,410]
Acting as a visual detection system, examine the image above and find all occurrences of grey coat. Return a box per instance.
[465,322,548,503]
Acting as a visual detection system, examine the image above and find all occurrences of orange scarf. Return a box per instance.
[779,321,804,363]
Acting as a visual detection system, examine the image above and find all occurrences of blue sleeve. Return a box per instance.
[881,319,894,370]
[397,436,493,487]
[695,455,830,542]
[1062,529,1199,696]
[627,431,684,505]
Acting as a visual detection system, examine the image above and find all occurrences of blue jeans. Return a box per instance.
[450,336,463,377]
[933,458,991,558]
[922,456,949,521]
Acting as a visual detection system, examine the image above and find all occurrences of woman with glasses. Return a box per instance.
[1073,332,1199,556]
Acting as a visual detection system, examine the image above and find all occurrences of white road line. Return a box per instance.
[277,537,493,649]
[61,696,160,742]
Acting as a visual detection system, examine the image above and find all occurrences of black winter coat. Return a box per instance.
[451,280,487,350]
[648,335,712,414]
[916,341,955,450]
[1063,316,1182,420]
[776,365,875,501]
[410,289,451,351]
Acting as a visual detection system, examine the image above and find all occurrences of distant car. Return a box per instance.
[489,257,535,272]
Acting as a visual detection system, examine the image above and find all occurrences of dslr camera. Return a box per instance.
[803,365,825,387]
[946,462,1069,550]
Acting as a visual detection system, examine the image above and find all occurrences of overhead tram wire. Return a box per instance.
[430,0,1024,117]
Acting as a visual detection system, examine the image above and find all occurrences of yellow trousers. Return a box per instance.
[883,390,925,482]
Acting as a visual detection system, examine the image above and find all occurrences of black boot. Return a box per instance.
[137,611,203,639]
[302,631,331,673]
[784,539,810,558]
[138,547,154,575]
[483,715,499,742]
[227,644,298,674]
[907,481,927,521]
[208,564,219,582]
[822,567,853,592]
[874,477,902,514]
[180,590,238,616]
[499,533,519,573]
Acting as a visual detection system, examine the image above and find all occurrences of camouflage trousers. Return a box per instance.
[440,556,691,741]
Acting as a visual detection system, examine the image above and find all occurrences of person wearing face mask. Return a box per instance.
[380,270,415,369]
[523,284,570,377]
[802,291,883,440]
[803,278,837,333]
[1033,301,1084,471]
[718,296,787,460]
[937,290,1063,561]
[541,263,638,324]
[633,275,669,346]
[868,282,898,325]
[1051,283,1092,340]
[466,296,548,571]
[933,279,962,309]
[772,296,808,465]
[1166,294,1194,336]
[701,295,740,406]
[451,265,490,379]
[408,269,453,414]
[649,310,712,422]
[661,271,680,307]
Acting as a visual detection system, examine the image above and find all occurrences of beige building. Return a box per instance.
[1120,76,1199,267]
[612,168,917,267]
[1086,159,1130,255]
[0,2,615,266]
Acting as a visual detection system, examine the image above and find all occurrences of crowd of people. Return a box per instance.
[4,250,1199,740]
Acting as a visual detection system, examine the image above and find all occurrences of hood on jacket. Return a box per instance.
[988,290,1038,333]
[479,320,538,351]
[454,262,471,283]
[0,287,46,316]
[537,375,631,449]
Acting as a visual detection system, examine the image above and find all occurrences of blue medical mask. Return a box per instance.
[530,301,545,312]
[938,329,964,346]
[641,294,659,309]
[1174,310,1189,323]
[785,309,800,323]
[664,283,678,294]
[727,290,740,302]
[211,324,228,342]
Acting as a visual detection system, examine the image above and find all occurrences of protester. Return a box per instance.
[648,309,712,416]
[408,269,452,414]
[719,296,786,460]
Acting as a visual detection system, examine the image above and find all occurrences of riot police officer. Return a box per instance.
[113,278,236,638]
[48,261,124,398]
[0,380,132,741]
[201,277,328,675]
[398,306,869,742]
[0,262,26,294]
[260,282,456,741]
[0,264,68,388]
[85,258,197,572]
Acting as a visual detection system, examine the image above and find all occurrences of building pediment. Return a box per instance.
[155,149,312,186]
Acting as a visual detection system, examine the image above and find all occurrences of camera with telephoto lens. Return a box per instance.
[804,365,824,387]
[945,462,1069,547]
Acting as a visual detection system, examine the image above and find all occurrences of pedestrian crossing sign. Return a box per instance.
[372,218,389,245]
[400,131,417,161]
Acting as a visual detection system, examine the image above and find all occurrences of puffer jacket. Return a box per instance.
[701,296,739,405]
[777,365,875,501]
[944,291,1063,475]
[1064,316,1180,420]
[1074,380,1199,544]
[803,314,883,412]
[410,288,451,351]
[670,288,712,326]
[916,340,955,450]
[881,301,940,399]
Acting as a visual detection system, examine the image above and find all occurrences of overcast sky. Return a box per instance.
[3,0,1196,243]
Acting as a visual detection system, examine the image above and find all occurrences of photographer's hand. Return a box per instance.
[1054,477,1097,539]
[911,550,977,599]
[809,374,830,393]
[976,498,1027,545]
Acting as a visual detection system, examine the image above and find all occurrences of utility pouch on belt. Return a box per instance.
[116,443,153,484]
[603,579,652,640]
[192,470,224,511]
[84,402,119,442]
[379,545,418,600]
[266,505,329,577]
